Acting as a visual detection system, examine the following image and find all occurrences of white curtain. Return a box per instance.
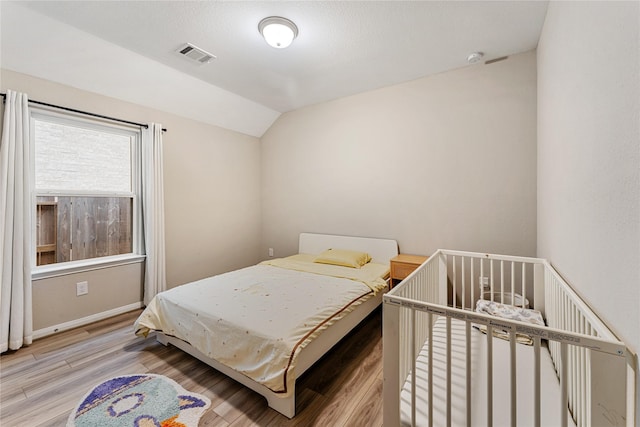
[141,123,166,305]
[0,90,33,352]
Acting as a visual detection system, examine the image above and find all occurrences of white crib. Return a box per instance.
[383,250,637,427]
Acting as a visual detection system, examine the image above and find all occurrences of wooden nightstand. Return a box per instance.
[390,254,429,288]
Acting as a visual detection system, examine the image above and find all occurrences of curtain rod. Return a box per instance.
[1,92,167,132]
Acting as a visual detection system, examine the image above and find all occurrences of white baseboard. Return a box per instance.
[33,302,143,340]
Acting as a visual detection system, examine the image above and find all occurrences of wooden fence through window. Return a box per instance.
[36,196,132,265]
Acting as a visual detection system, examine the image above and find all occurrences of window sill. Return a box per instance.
[32,254,146,281]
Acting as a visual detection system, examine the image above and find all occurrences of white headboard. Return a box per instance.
[298,233,398,264]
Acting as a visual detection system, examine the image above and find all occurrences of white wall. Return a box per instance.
[1,69,263,331]
[261,51,537,260]
[537,1,639,421]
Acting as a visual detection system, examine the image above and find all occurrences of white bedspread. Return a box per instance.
[134,255,388,395]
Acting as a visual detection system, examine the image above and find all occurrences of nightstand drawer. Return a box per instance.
[391,262,417,280]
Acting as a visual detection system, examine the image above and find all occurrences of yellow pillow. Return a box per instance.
[314,248,372,268]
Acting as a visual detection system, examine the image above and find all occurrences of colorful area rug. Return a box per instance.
[67,374,211,427]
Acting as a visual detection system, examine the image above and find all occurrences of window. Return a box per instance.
[32,109,141,269]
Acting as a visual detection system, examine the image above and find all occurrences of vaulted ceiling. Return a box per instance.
[1,1,548,136]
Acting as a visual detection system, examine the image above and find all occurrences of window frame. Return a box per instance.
[30,107,145,280]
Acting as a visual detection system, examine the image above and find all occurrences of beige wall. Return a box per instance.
[32,263,144,330]
[260,51,537,260]
[537,0,639,411]
[1,69,262,331]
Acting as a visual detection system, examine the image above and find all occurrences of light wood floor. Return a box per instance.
[0,308,384,426]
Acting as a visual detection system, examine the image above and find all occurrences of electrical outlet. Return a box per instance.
[76,281,89,296]
[268,248,274,257]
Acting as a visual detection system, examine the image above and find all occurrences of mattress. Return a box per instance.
[400,316,576,427]
[135,254,388,395]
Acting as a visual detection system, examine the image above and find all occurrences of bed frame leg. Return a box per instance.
[156,334,169,346]
[266,394,295,419]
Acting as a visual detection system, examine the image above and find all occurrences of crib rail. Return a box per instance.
[383,250,636,427]
[542,264,627,427]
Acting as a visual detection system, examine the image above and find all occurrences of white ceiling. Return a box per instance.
[1,1,549,136]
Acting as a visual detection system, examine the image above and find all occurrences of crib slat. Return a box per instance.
[462,257,466,309]
[534,337,541,427]
[487,324,493,427]
[428,312,433,427]
[452,256,457,309]
[466,321,471,427]
[571,305,577,422]
[446,316,452,427]
[579,316,586,427]
[490,260,495,302]
[500,260,505,304]
[579,346,586,427]
[510,329,517,427]
[480,259,485,301]
[471,260,475,310]
[410,310,416,427]
[510,261,515,306]
[561,342,569,427]
[522,262,527,308]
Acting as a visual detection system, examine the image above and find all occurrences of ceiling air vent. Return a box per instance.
[176,43,216,64]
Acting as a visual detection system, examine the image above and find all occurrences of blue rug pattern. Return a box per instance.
[67,374,210,427]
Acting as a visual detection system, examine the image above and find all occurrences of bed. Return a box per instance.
[134,232,398,418]
[383,250,636,427]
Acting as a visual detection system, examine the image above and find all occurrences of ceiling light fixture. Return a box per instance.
[467,52,484,64]
[258,16,298,49]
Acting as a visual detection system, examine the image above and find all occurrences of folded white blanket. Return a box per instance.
[474,299,545,345]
